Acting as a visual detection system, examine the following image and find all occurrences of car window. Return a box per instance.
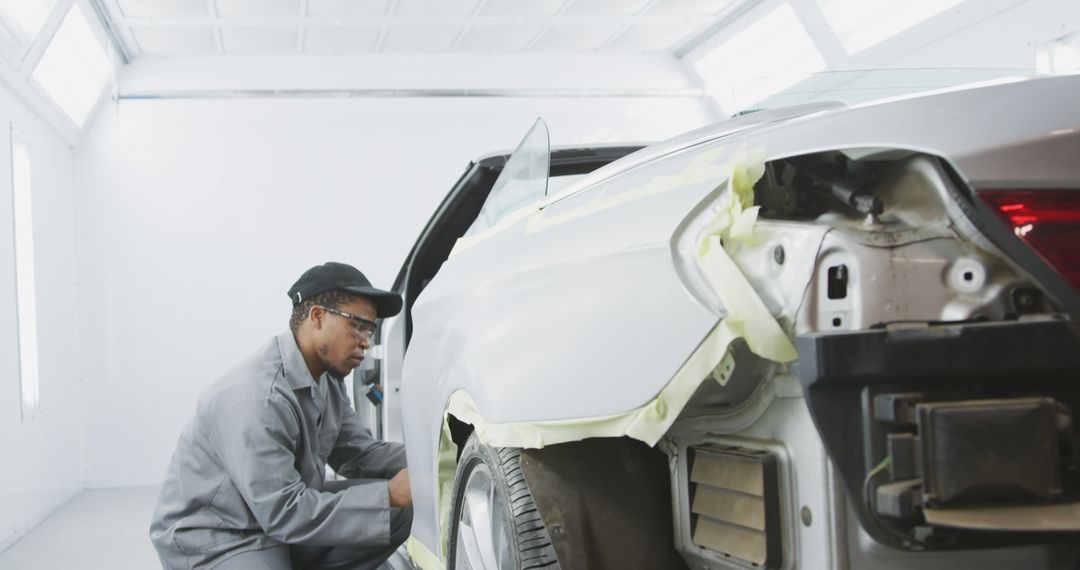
[463,118,550,237]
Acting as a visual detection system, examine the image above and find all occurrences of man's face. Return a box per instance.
[314,297,377,380]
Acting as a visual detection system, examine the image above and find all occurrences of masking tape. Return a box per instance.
[448,201,538,258]
[435,415,456,560]
[695,147,797,363]
[406,535,444,570]
[450,145,732,257]
[403,418,457,570]
[526,146,729,234]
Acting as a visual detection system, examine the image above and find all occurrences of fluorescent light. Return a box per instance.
[32,4,114,125]
[692,3,826,114]
[11,132,40,422]
[0,0,57,44]
[818,0,963,55]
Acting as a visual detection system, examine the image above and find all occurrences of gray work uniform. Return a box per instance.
[150,331,409,569]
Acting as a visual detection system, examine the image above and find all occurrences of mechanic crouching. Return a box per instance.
[151,262,412,570]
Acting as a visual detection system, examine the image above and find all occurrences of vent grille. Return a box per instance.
[689,445,781,568]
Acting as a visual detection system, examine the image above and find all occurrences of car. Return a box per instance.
[360,74,1080,570]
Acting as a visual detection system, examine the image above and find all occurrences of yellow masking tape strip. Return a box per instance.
[406,417,458,570]
[696,147,796,363]
[445,315,740,451]
[526,146,729,235]
[697,235,796,362]
[406,536,444,570]
[449,201,539,258]
[452,146,733,256]
[435,416,457,560]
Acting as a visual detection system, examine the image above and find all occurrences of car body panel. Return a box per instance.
[408,146,725,422]
[393,74,1080,567]
[400,146,735,556]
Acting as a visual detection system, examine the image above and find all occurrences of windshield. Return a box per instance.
[463,118,550,238]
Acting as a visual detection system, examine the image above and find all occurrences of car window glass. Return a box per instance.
[463,118,550,237]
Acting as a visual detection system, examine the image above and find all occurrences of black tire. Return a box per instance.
[447,434,561,570]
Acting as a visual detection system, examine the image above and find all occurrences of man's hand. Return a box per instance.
[389,468,412,508]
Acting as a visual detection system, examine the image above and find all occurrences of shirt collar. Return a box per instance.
[277,330,320,391]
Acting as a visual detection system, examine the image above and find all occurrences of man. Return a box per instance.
[151,262,412,570]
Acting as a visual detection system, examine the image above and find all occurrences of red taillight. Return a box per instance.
[979,190,1080,292]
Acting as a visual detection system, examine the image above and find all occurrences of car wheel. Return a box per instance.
[448,434,561,570]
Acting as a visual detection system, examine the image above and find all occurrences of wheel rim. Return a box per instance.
[454,462,513,570]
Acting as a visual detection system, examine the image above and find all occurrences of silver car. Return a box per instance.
[361,74,1080,570]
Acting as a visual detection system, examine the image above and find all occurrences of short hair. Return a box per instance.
[289,289,364,334]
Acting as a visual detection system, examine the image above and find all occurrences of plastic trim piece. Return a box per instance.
[406,535,444,570]
[924,502,1080,532]
[794,319,1080,549]
[795,319,1080,386]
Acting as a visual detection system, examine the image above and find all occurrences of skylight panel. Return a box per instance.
[818,0,963,55]
[31,3,113,126]
[0,0,58,47]
[692,3,826,114]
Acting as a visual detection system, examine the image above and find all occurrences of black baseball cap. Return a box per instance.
[287,262,403,318]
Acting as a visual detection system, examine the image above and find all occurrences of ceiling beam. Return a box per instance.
[115,53,703,96]
[87,0,131,63]
[116,15,730,27]
[119,87,705,100]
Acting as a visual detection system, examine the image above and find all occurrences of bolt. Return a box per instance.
[801,506,813,527]
[773,245,785,265]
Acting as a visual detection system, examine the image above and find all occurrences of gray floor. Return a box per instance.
[0,486,415,570]
[0,486,161,570]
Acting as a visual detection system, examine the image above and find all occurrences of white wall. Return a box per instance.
[76,95,716,487]
[0,84,83,551]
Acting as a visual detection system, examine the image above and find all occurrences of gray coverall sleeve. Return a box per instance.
[329,401,407,480]
[210,394,392,547]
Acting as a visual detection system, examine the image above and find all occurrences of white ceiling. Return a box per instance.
[100,0,737,58]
